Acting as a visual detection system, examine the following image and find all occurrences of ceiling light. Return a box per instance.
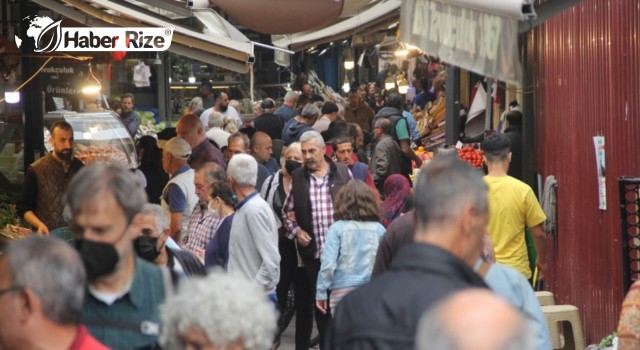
[344,52,355,70]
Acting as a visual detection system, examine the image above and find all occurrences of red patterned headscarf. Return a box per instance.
[381,174,411,228]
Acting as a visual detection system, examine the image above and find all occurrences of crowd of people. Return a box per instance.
[9,76,640,350]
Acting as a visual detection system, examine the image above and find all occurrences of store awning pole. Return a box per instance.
[250,65,254,103]
[484,78,494,131]
[445,65,460,145]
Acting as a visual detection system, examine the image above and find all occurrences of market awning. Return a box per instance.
[271,0,401,52]
[32,0,255,73]
[400,0,536,83]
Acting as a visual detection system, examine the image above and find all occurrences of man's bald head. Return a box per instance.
[251,131,273,164]
[416,289,534,350]
[176,114,206,147]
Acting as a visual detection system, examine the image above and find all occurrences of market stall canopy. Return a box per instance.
[32,0,255,73]
[400,0,537,83]
[210,0,376,34]
[271,0,400,52]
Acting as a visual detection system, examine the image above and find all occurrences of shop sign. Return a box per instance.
[14,16,173,53]
[401,0,522,83]
[41,62,88,97]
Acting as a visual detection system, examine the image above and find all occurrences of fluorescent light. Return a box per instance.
[4,92,20,104]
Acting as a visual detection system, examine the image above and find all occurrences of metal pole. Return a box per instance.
[250,65,254,103]
[445,65,460,145]
[484,78,494,131]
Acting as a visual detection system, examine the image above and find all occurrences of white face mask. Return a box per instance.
[208,199,220,219]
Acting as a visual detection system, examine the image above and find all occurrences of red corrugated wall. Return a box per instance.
[532,0,640,343]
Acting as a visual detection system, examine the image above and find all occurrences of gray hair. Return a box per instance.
[160,271,277,350]
[197,162,226,185]
[140,203,169,233]
[299,130,324,148]
[284,90,298,103]
[228,132,251,151]
[193,107,205,118]
[66,163,147,224]
[208,111,224,128]
[228,153,258,187]
[414,154,487,229]
[188,97,203,111]
[5,236,85,324]
[300,103,320,121]
[416,290,535,350]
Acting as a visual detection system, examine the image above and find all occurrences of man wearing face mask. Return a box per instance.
[135,203,206,278]
[67,163,170,350]
[17,120,84,234]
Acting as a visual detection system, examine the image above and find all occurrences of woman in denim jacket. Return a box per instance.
[316,180,386,315]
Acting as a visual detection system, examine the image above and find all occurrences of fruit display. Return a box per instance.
[456,146,484,168]
[413,146,434,169]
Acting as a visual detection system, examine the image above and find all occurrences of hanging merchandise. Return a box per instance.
[133,61,151,87]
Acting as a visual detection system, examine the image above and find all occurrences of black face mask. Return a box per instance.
[75,240,120,281]
[285,160,302,175]
[134,236,161,262]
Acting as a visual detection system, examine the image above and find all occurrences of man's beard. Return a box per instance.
[56,149,72,161]
[219,104,228,112]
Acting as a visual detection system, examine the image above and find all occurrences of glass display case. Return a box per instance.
[44,111,138,169]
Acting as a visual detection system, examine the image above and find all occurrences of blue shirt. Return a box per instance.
[274,104,297,122]
[205,214,235,269]
[262,157,279,175]
[485,263,553,350]
[166,165,191,212]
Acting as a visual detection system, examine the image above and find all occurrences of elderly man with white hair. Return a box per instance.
[227,154,280,299]
[160,271,277,350]
[206,111,231,149]
[274,90,299,122]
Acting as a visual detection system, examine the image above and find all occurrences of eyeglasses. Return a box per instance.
[0,285,22,297]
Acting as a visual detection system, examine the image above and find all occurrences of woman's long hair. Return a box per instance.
[333,180,380,222]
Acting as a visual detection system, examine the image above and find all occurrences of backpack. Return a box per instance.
[373,113,410,144]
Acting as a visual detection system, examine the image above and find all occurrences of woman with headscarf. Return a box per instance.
[380,174,412,228]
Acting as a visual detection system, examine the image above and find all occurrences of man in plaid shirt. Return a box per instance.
[283,130,351,349]
[183,162,226,262]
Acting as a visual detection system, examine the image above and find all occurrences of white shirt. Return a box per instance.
[201,106,243,129]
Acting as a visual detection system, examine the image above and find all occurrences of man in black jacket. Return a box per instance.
[327,155,489,350]
[282,130,351,350]
[134,203,206,279]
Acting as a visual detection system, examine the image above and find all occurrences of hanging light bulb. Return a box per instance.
[344,52,355,70]
[398,74,409,95]
[153,52,162,65]
[394,43,409,57]
[188,66,196,83]
[398,76,409,94]
[82,63,101,94]
[342,81,351,93]
[4,91,20,104]
[384,75,395,91]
